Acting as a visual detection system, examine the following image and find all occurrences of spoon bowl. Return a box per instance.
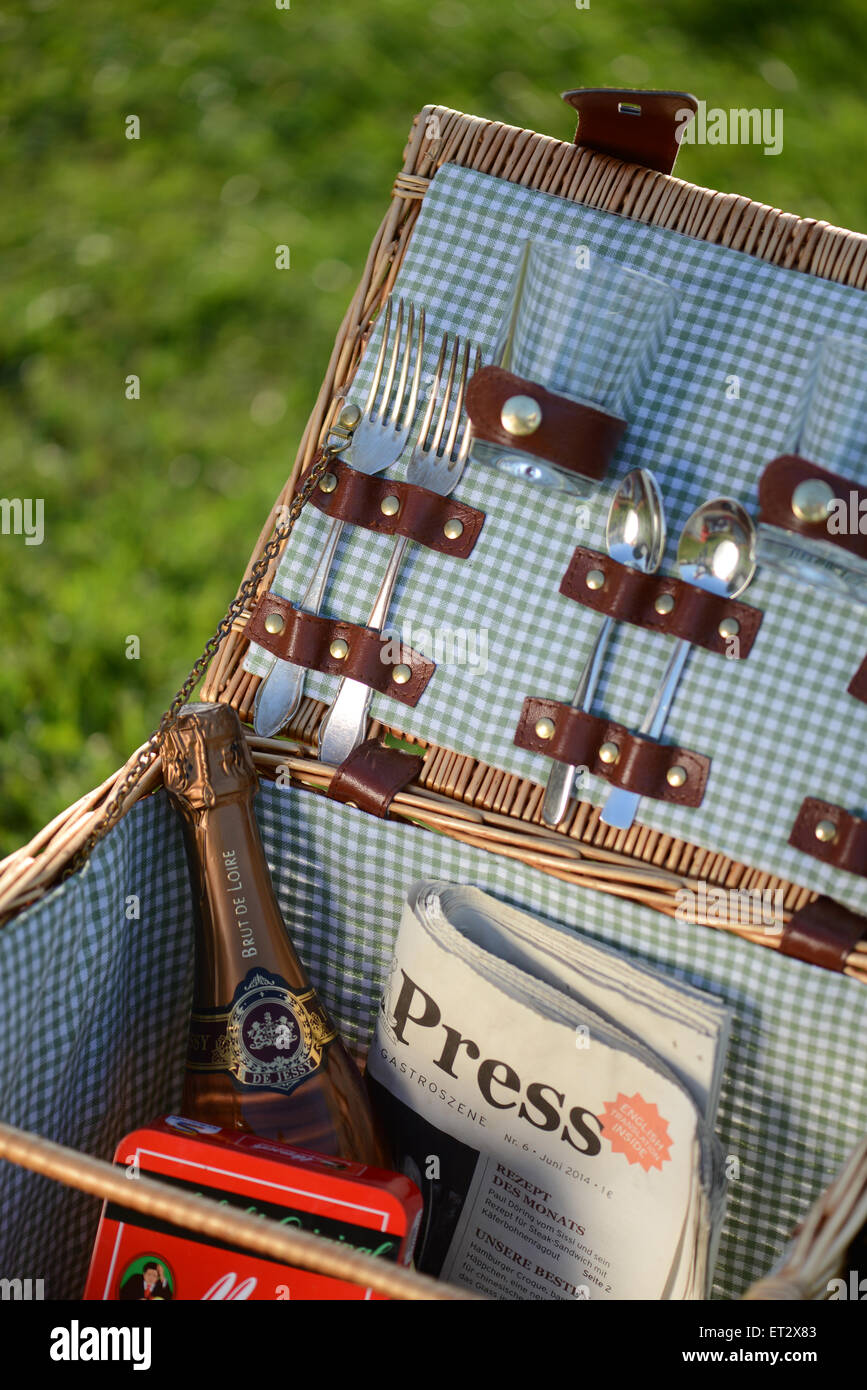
[606,468,667,573]
[676,497,756,598]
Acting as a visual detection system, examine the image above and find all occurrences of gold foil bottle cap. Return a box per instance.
[161,702,258,812]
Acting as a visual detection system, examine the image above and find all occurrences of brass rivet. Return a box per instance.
[586,569,606,591]
[392,663,412,685]
[718,616,740,639]
[329,638,349,660]
[666,765,687,788]
[655,593,675,616]
[815,819,838,843]
[443,517,464,541]
[380,494,400,517]
[535,717,556,740]
[500,394,542,437]
[792,478,835,523]
[264,612,285,635]
[319,472,338,494]
[599,741,619,765]
[338,403,362,430]
[345,800,359,810]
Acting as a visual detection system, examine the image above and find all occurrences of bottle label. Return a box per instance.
[187,967,337,1097]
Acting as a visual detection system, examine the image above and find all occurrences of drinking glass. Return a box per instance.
[758,333,867,603]
[471,239,680,493]
[795,334,867,473]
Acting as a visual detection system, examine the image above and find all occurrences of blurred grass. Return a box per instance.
[1,0,866,857]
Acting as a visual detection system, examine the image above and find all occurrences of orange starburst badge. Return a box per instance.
[599,1092,673,1172]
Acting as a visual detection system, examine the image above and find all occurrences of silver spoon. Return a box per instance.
[541,469,667,827]
[599,496,756,831]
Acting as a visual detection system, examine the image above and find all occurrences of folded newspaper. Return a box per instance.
[367,883,731,1300]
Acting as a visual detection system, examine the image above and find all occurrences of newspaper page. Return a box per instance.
[367,883,727,1300]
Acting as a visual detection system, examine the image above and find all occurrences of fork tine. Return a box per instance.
[379,297,404,421]
[444,338,471,460]
[418,330,448,451]
[388,301,413,428]
[364,297,392,417]
[431,335,460,455]
[399,305,425,432]
[456,348,482,465]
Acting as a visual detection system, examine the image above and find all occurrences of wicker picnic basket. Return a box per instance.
[2,91,866,1300]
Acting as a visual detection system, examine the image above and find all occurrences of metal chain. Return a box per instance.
[71,438,346,871]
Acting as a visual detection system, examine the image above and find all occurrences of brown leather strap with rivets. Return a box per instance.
[561,88,698,175]
[758,456,867,563]
[514,697,710,806]
[327,738,425,818]
[849,654,867,705]
[246,594,434,708]
[780,895,867,973]
[788,797,867,879]
[466,366,625,481]
[308,456,485,558]
[560,547,763,659]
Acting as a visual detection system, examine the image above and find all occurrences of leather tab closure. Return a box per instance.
[309,456,484,558]
[466,366,625,481]
[514,697,710,807]
[758,456,867,563]
[327,738,425,818]
[780,895,866,973]
[560,546,762,659]
[788,797,867,879]
[247,594,434,707]
[848,654,867,705]
[561,88,698,175]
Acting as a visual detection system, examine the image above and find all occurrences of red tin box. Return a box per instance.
[84,1114,422,1301]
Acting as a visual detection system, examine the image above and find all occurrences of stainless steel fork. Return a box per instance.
[317,332,479,766]
[253,297,425,737]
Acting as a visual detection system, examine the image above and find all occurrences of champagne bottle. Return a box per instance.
[161,701,389,1165]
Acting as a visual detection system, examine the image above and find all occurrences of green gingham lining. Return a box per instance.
[245,163,867,917]
[2,780,865,1299]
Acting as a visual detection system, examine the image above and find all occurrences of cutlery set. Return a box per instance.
[254,298,482,758]
[251,263,860,837]
[254,298,427,739]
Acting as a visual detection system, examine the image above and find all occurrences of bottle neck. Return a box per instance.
[180,791,308,1005]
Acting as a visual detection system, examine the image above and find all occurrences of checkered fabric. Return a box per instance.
[246,163,867,918]
[1,781,865,1299]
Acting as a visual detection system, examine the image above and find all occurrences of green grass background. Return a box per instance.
[1,0,866,857]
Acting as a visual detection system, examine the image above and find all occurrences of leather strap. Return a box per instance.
[327,739,424,818]
[788,797,867,879]
[466,366,625,481]
[780,895,866,973]
[561,88,698,175]
[758,455,867,563]
[848,654,867,705]
[514,697,710,806]
[308,457,484,558]
[247,594,434,708]
[560,546,763,659]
